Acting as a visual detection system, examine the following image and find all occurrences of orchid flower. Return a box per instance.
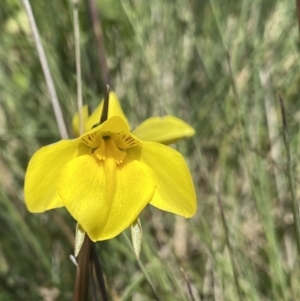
[24,93,196,242]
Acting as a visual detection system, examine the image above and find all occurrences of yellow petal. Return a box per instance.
[127,142,196,217]
[84,92,130,132]
[57,155,156,241]
[132,116,195,144]
[72,105,90,136]
[24,139,89,212]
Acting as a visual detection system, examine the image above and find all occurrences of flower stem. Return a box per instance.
[100,85,110,124]
[73,236,92,301]
[73,236,109,301]
[92,244,109,301]
[87,0,110,89]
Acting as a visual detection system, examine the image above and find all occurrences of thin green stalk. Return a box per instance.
[279,94,300,254]
[122,233,162,301]
[21,0,68,139]
[73,0,84,135]
[120,271,145,300]
[217,191,243,301]
[142,233,189,301]
[208,0,227,52]
[137,259,162,301]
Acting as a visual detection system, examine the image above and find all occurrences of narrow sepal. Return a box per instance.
[74,224,86,257]
[131,218,143,259]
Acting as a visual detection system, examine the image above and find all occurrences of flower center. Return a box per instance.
[80,127,142,165]
[93,137,126,164]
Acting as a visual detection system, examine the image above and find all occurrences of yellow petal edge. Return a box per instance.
[24,139,89,212]
[127,141,197,217]
[132,116,195,145]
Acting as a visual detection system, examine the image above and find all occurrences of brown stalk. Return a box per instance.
[73,236,93,301]
[87,0,110,88]
[296,0,300,41]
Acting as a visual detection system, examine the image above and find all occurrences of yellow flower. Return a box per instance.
[24,110,196,241]
[72,92,195,144]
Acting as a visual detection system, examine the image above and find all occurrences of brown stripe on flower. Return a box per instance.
[117,132,141,149]
[80,132,99,148]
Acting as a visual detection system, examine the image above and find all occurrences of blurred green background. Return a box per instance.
[1,0,300,300]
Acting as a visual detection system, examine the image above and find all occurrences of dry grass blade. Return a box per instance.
[21,0,68,139]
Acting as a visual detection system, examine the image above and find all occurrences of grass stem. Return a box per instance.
[279,94,300,255]
[73,0,84,135]
[217,191,243,301]
[21,0,68,139]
